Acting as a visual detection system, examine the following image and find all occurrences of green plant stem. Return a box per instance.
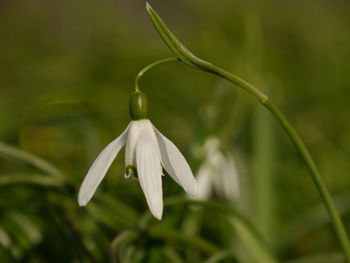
[207,64,350,255]
[145,3,350,260]
[199,63,350,261]
[264,102,350,261]
[135,57,179,91]
[135,57,350,261]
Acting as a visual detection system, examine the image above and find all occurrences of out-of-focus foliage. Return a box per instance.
[1,0,350,262]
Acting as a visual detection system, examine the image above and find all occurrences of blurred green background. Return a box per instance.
[1,0,350,262]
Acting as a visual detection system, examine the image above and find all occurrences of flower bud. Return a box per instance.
[129,91,148,120]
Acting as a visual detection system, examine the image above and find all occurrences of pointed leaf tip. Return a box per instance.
[145,2,205,70]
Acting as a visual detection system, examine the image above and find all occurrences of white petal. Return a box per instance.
[78,125,129,206]
[125,120,154,168]
[154,127,198,196]
[125,121,139,168]
[220,154,240,201]
[193,164,213,200]
[136,129,163,220]
[211,151,227,196]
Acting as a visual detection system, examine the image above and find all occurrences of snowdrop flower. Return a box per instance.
[193,136,239,202]
[78,91,197,219]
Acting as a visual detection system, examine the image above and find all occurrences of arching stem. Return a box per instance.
[134,57,179,92]
[145,3,350,261]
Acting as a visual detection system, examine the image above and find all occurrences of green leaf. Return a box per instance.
[0,142,62,178]
[203,250,237,263]
[145,3,268,102]
[110,230,138,263]
[148,226,219,255]
[0,175,63,188]
[163,246,184,263]
[230,217,278,263]
[145,2,209,70]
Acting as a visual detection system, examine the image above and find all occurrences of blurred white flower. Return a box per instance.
[193,136,239,202]
[78,119,198,220]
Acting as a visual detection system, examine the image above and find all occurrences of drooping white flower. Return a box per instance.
[193,136,239,202]
[78,91,197,220]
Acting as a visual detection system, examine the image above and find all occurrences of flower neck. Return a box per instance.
[129,91,148,120]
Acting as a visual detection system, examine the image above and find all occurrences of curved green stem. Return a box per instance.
[135,57,179,91]
[145,3,350,261]
[264,102,350,261]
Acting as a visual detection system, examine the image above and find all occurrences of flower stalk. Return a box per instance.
[145,2,350,261]
[134,57,179,92]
